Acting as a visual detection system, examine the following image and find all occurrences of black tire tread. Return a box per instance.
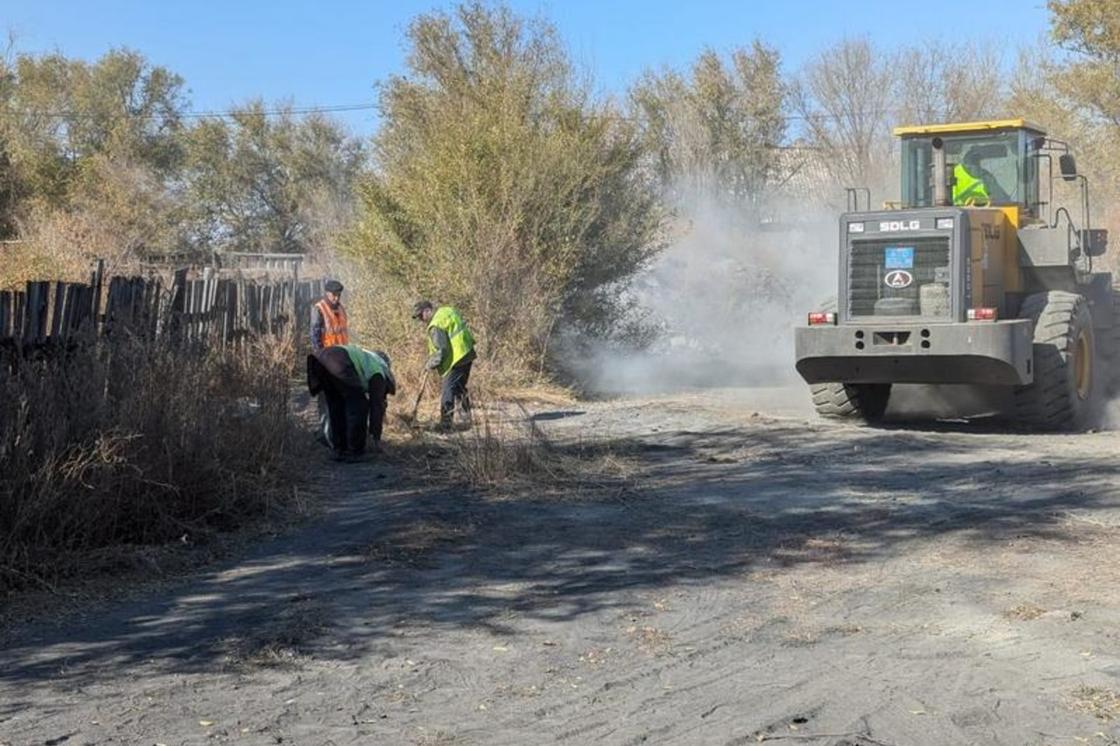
[810,382,890,422]
[1014,290,1097,430]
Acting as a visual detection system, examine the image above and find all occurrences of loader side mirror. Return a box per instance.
[1059,154,1078,182]
[1082,228,1108,257]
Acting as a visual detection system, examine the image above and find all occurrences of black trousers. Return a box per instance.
[323,380,368,455]
[368,374,388,443]
[309,349,390,455]
[322,373,390,454]
[441,361,473,424]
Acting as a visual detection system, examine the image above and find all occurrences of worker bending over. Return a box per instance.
[307,344,395,461]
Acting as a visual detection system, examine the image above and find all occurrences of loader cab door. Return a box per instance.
[900,127,1042,217]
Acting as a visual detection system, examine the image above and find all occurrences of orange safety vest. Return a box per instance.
[316,299,349,348]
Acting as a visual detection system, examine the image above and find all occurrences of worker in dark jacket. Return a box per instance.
[412,300,476,429]
[307,344,395,460]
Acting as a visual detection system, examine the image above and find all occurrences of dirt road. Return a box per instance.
[4,388,1120,745]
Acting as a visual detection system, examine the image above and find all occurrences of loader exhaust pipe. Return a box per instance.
[932,137,950,207]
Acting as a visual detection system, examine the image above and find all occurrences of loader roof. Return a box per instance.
[892,118,1046,137]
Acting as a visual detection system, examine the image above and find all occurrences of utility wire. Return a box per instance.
[1,101,895,125]
[0,102,378,120]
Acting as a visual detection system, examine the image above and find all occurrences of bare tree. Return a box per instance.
[894,40,1004,125]
[791,38,895,195]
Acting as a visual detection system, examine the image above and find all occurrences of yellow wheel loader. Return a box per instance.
[795,119,1114,430]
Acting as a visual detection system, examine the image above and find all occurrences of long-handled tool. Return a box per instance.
[396,368,430,427]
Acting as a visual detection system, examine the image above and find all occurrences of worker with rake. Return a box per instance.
[411,300,476,430]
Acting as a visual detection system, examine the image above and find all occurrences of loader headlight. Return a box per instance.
[848,222,865,233]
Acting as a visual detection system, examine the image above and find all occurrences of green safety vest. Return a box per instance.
[953,163,990,206]
[427,306,475,376]
[341,344,388,386]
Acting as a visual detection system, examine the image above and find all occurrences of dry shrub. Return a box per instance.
[4,207,133,290]
[338,260,538,396]
[340,267,431,391]
[0,235,89,292]
[0,330,300,592]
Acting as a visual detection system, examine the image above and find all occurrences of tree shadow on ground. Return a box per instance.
[1,416,1117,695]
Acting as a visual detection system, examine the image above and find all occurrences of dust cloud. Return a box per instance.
[573,188,1118,429]
[582,191,837,396]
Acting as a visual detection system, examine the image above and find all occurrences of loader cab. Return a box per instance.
[896,119,1045,218]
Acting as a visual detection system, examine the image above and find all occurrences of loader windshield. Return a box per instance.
[901,129,1040,213]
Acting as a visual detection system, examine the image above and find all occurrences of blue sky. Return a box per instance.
[6,1,1053,136]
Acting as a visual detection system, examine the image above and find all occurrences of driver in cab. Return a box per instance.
[952,147,1010,207]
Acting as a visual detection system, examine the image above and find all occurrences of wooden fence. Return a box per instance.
[0,261,323,352]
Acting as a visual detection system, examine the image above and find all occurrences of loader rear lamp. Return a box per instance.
[967,307,997,321]
[808,312,837,326]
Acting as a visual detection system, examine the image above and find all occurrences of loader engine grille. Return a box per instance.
[848,236,952,318]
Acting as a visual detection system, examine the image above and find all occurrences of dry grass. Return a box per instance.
[1069,686,1120,721]
[415,404,636,499]
[0,330,302,593]
[220,593,328,671]
[1003,603,1047,621]
[625,624,672,655]
[366,519,474,568]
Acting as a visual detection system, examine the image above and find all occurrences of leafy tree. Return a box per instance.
[184,103,365,255]
[348,3,664,371]
[2,48,186,209]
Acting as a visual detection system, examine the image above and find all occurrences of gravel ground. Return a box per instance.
[4,386,1120,745]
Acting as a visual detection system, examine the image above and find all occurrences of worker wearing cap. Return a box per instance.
[306,345,396,461]
[311,279,349,353]
[310,280,350,447]
[412,300,476,429]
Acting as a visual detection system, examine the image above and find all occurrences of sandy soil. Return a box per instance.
[4,387,1120,745]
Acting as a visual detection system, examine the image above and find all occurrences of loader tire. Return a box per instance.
[1013,291,1101,430]
[810,382,891,423]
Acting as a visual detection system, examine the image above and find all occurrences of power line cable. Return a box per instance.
[0,102,378,120]
[1,100,902,124]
